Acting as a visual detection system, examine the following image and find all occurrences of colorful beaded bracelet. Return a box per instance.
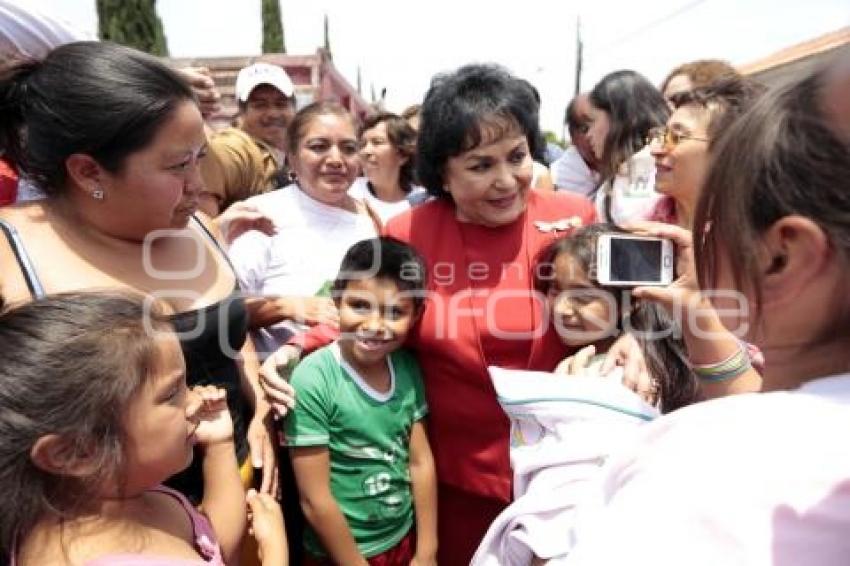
[690,343,752,383]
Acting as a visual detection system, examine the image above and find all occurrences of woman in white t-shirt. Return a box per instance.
[351,112,428,224]
[229,102,378,356]
[585,70,669,225]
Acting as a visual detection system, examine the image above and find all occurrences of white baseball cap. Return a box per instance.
[235,62,294,102]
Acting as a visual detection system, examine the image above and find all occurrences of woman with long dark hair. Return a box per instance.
[585,70,669,224]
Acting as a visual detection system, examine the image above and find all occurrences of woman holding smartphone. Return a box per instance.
[561,60,850,565]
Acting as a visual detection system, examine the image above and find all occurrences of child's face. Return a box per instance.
[336,277,418,368]
[548,252,618,346]
[120,332,195,494]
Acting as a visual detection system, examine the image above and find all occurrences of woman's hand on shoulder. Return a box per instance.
[279,296,339,326]
[214,201,277,245]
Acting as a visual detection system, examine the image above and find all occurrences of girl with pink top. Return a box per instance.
[0,293,286,566]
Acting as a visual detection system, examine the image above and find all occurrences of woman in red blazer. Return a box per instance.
[264,64,601,564]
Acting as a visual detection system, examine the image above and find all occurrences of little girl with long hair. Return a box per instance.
[536,223,699,413]
[0,292,286,566]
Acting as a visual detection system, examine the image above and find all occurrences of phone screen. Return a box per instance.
[610,238,662,283]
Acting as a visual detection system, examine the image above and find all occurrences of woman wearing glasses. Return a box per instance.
[647,76,764,228]
[584,70,669,224]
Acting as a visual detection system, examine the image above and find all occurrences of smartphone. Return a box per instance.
[595,233,674,287]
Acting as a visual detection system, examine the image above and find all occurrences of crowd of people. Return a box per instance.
[0,16,849,566]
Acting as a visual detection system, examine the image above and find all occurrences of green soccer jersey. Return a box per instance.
[285,342,428,558]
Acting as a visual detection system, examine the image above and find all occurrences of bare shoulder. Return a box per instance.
[0,202,51,307]
[0,200,49,225]
[16,491,198,565]
[193,210,226,243]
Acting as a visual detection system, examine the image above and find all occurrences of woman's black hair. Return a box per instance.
[416,64,544,199]
[589,70,669,183]
[332,236,428,311]
[668,75,765,145]
[0,41,195,195]
[536,223,699,413]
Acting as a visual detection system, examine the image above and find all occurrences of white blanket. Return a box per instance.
[471,367,658,565]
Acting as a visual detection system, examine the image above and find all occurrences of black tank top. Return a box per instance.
[0,216,250,502]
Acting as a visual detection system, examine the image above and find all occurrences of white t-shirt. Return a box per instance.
[593,146,662,225]
[566,373,850,565]
[228,183,378,355]
[347,176,428,225]
[550,146,599,196]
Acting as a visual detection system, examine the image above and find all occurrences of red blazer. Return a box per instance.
[384,190,596,501]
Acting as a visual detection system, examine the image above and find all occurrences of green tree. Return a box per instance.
[262,0,285,53]
[543,130,565,148]
[96,0,168,56]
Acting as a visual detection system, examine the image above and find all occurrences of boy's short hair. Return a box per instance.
[332,237,428,310]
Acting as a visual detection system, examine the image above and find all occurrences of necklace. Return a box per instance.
[453,207,538,372]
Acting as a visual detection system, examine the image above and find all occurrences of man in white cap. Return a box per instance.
[200,62,296,216]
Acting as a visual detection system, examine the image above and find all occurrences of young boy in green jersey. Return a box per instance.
[285,237,437,565]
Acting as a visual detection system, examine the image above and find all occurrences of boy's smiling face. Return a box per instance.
[336,277,418,370]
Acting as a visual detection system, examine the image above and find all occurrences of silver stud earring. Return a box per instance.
[91,187,104,200]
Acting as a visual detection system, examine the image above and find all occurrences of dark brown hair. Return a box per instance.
[359,112,418,191]
[401,104,421,121]
[668,75,765,142]
[285,100,357,158]
[660,59,740,96]
[589,70,670,184]
[0,292,174,559]
[694,64,850,313]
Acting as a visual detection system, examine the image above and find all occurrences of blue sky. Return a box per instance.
[21,0,850,134]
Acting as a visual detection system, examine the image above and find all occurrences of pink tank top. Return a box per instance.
[11,486,225,566]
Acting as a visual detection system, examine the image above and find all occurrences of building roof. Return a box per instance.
[166,49,371,128]
[738,26,850,86]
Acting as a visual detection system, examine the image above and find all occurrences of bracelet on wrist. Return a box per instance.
[690,342,752,383]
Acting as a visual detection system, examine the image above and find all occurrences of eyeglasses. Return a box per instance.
[646,126,709,148]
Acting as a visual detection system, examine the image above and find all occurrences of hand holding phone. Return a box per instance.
[595,233,675,287]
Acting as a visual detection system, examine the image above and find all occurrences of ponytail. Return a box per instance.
[0,41,194,197]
